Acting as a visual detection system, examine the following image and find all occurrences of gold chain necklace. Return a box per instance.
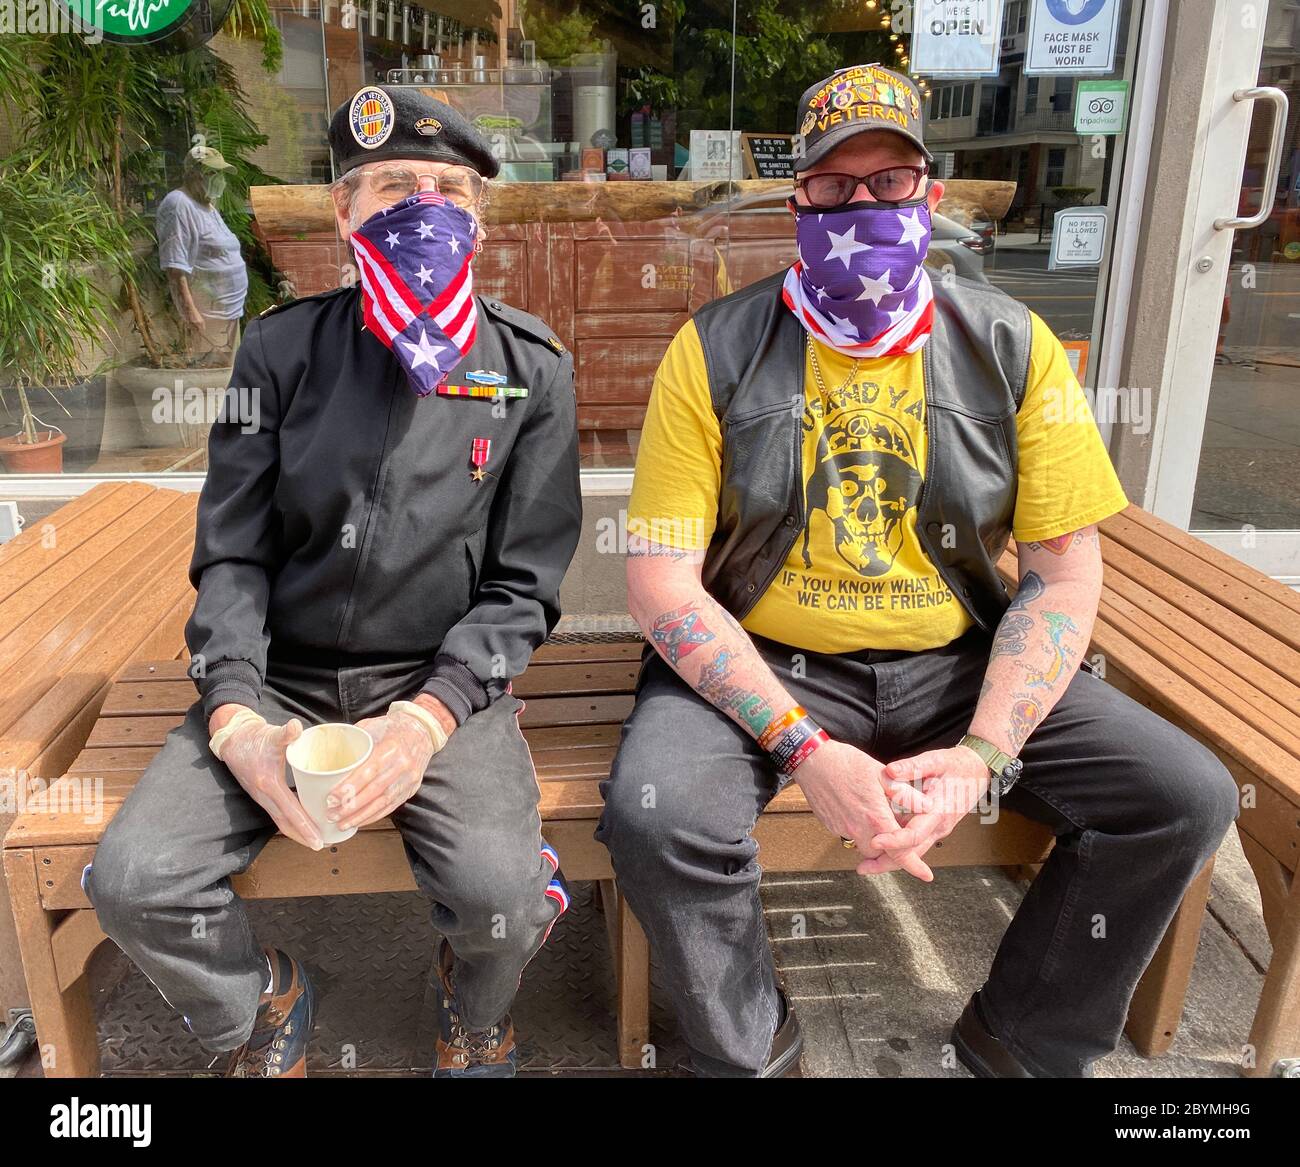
[806,334,861,401]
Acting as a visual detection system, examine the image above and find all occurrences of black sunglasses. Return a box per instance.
[795,165,928,211]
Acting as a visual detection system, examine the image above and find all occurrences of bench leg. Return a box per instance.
[1124,856,1215,1057]
[600,880,650,1070]
[2,848,100,1077]
[1240,841,1300,1078]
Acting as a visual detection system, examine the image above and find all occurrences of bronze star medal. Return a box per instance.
[470,436,491,483]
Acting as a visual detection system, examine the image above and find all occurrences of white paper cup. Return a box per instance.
[285,723,374,845]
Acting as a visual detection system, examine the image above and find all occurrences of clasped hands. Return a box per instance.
[794,738,992,882]
[209,698,455,850]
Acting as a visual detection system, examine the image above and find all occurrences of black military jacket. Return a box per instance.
[185,286,582,724]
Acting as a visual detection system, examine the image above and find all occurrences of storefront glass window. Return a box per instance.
[0,0,1141,479]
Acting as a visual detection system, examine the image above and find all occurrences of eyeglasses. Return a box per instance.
[360,163,483,210]
[795,165,928,211]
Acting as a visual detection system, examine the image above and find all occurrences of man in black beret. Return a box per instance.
[86,85,582,1079]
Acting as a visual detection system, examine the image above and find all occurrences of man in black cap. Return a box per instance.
[86,85,582,1079]
[598,63,1237,1077]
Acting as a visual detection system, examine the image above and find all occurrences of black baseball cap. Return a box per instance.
[794,63,932,172]
[329,84,500,178]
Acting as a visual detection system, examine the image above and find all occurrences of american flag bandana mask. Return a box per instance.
[350,191,479,397]
[782,199,935,359]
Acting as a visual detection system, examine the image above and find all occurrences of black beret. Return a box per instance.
[328,85,500,179]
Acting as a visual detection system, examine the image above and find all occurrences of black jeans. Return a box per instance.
[596,629,1239,1077]
[86,656,565,1052]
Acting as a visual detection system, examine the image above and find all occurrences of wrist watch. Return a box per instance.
[957,734,1023,796]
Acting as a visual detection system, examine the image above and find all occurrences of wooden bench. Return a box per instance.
[6,500,1293,1076]
[0,483,196,1046]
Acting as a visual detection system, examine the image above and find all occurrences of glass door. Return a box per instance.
[1155,0,1298,581]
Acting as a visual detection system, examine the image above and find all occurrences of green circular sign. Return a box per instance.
[1285,241,1300,262]
[63,0,199,44]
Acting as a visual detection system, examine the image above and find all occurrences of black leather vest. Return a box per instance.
[695,271,1032,635]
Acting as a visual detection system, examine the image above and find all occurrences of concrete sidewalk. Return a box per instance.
[768,827,1267,1078]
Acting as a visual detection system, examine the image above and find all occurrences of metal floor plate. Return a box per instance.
[90,882,690,1076]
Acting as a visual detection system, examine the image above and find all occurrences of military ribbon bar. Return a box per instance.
[437,384,529,398]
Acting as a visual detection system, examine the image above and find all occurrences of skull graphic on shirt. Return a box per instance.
[801,408,923,577]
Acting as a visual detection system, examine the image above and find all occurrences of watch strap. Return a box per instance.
[958,733,1017,777]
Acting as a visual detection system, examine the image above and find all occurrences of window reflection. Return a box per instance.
[0,0,1139,476]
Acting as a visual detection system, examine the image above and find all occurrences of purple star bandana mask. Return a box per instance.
[350,191,479,396]
[782,198,935,359]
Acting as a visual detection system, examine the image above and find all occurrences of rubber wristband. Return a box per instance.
[781,728,828,774]
[766,716,828,775]
[758,705,810,752]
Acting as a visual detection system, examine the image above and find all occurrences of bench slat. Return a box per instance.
[115,660,191,682]
[1097,535,1300,690]
[0,498,195,707]
[0,482,153,604]
[1103,512,1300,651]
[530,639,642,663]
[0,545,196,775]
[518,693,635,728]
[66,747,161,775]
[1118,506,1300,617]
[1091,617,1300,796]
[1097,593,1300,758]
[514,661,641,697]
[98,659,643,717]
[116,639,644,686]
[85,715,183,749]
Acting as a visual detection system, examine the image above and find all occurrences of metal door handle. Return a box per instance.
[1214,86,1290,231]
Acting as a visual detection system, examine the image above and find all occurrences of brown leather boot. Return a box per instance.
[224,949,315,1078]
[432,939,517,1078]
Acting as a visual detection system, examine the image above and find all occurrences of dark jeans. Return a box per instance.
[596,630,1240,1077]
[86,656,564,1052]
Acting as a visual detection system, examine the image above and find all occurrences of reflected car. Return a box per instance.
[928,213,993,283]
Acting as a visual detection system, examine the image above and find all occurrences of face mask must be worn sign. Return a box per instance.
[1025,0,1122,75]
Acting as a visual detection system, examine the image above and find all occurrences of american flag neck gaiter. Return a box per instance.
[349,191,479,397]
[782,198,935,359]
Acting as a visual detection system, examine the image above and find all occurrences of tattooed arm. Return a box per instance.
[626,531,930,879]
[625,532,801,742]
[866,526,1103,875]
[968,525,1102,756]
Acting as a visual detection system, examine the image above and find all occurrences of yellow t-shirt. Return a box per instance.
[627,311,1128,654]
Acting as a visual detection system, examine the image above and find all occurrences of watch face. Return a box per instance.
[996,758,1024,794]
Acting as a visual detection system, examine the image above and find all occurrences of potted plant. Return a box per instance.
[114,335,237,450]
[0,164,132,473]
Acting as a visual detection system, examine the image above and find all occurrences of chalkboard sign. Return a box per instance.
[741,133,797,180]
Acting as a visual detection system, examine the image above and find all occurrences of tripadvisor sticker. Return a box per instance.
[60,0,209,45]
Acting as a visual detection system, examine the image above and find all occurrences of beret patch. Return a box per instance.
[349,87,396,150]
